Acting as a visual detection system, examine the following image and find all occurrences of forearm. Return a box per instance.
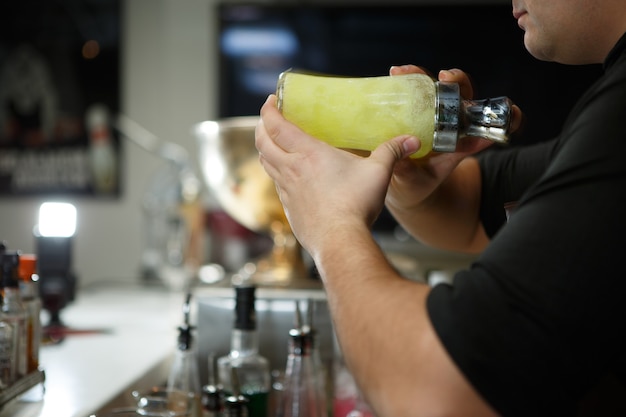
[256,92,497,416]
[386,157,489,254]
[311,223,496,417]
[311,223,432,414]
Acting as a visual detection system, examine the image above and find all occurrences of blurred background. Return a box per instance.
[0,0,602,289]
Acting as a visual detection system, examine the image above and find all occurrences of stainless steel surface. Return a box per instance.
[193,117,314,288]
[195,286,333,387]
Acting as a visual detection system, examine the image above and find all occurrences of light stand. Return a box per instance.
[34,202,77,342]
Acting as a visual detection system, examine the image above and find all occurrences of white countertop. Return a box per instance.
[0,283,186,417]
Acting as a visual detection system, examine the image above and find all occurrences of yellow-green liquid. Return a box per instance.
[278,72,436,158]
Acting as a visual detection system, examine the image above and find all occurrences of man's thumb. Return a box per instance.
[372,135,421,163]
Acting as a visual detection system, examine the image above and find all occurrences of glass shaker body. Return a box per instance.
[276,71,513,158]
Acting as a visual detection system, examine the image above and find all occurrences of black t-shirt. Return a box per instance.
[427,33,626,416]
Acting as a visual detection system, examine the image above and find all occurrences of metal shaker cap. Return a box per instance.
[234,285,257,330]
[433,82,513,153]
[433,82,461,153]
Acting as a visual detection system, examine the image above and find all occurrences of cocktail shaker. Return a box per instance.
[277,71,513,158]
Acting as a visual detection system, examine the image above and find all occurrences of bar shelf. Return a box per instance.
[0,370,46,411]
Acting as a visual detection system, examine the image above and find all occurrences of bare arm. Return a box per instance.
[386,156,490,254]
[256,95,498,417]
[315,226,498,417]
[385,65,521,254]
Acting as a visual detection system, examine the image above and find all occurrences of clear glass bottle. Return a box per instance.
[218,286,271,417]
[224,367,250,417]
[275,304,327,417]
[167,293,202,417]
[203,353,224,417]
[0,242,14,390]
[301,301,327,417]
[277,71,513,159]
[345,392,374,417]
[225,394,250,417]
[331,335,373,417]
[1,251,28,381]
[18,254,42,374]
[0,315,16,390]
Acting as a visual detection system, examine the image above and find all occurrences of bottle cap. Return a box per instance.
[177,324,193,351]
[177,293,195,351]
[223,394,249,417]
[223,367,249,417]
[433,82,513,152]
[1,251,21,288]
[234,285,256,330]
[202,384,224,413]
[18,254,37,282]
[433,82,460,153]
[288,327,311,355]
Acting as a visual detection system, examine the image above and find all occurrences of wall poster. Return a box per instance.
[0,0,121,197]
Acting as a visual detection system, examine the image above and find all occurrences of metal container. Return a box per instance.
[193,118,315,288]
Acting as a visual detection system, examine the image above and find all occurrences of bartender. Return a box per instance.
[255,0,626,416]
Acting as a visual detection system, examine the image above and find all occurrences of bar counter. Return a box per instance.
[0,283,184,417]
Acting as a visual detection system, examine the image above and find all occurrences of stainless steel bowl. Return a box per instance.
[193,117,314,287]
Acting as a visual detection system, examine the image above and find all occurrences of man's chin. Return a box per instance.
[523,37,554,63]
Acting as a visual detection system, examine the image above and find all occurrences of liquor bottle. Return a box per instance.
[0,251,28,381]
[203,353,224,417]
[332,337,373,417]
[0,311,16,390]
[345,392,374,417]
[167,293,202,417]
[0,241,14,389]
[277,71,513,159]
[275,301,327,417]
[218,286,270,417]
[18,254,42,374]
[301,300,328,416]
[223,367,250,417]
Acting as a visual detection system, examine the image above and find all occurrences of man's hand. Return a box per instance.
[255,94,418,257]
